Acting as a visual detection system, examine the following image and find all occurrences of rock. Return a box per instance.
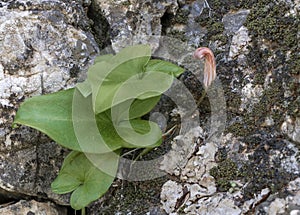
[0,200,67,215]
[228,26,251,62]
[253,178,300,214]
[223,10,250,36]
[183,193,241,215]
[160,180,183,214]
[94,0,179,51]
[240,82,264,112]
[281,116,300,144]
[160,126,205,176]
[0,0,99,206]
[268,198,287,214]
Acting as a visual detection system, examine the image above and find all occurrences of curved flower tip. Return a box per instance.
[194,47,216,89]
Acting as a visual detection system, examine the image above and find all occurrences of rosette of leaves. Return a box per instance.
[13,45,184,210]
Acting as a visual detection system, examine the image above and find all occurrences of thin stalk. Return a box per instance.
[81,208,86,215]
[196,90,207,107]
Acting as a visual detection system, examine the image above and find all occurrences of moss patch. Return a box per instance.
[168,30,188,42]
[210,159,241,192]
[161,7,190,42]
[221,0,300,138]
[87,177,168,214]
[239,136,298,201]
[174,8,190,25]
[245,1,299,49]
[211,136,298,202]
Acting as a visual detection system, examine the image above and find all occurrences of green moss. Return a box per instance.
[230,0,299,135]
[194,1,230,46]
[90,177,168,214]
[226,79,287,137]
[238,136,297,201]
[211,137,298,202]
[208,22,227,43]
[174,8,190,24]
[253,73,266,85]
[210,159,241,192]
[245,1,299,49]
[121,0,131,7]
[287,52,300,76]
[178,206,186,214]
[168,30,188,42]
[189,0,299,205]
[194,7,210,26]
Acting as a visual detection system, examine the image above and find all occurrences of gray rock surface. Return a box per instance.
[0,199,67,215]
[0,0,99,206]
[94,0,179,51]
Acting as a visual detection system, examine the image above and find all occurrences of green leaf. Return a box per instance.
[76,80,92,98]
[14,89,83,151]
[129,96,161,119]
[145,59,185,77]
[76,54,114,98]
[105,96,161,122]
[14,88,161,153]
[14,45,185,211]
[51,151,119,210]
[117,119,162,148]
[14,88,120,153]
[94,54,114,64]
[108,70,174,102]
[88,45,152,114]
[71,89,125,153]
[73,89,161,150]
[95,114,162,149]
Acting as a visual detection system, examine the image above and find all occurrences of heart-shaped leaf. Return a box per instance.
[14,89,83,151]
[105,96,161,122]
[14,45,185,211]
[73,89,161,150]
[51,151,119,210]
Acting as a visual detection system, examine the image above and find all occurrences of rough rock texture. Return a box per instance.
[0,0,299,214]
[158,0,300,214]
[0,200,67,215]
[94,0,179,51]
[0,0,99,208]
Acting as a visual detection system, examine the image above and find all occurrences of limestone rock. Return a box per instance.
[94,0,178,51]
[0,0,99,205]
[0,200,67,215]
[160,180,183,214]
